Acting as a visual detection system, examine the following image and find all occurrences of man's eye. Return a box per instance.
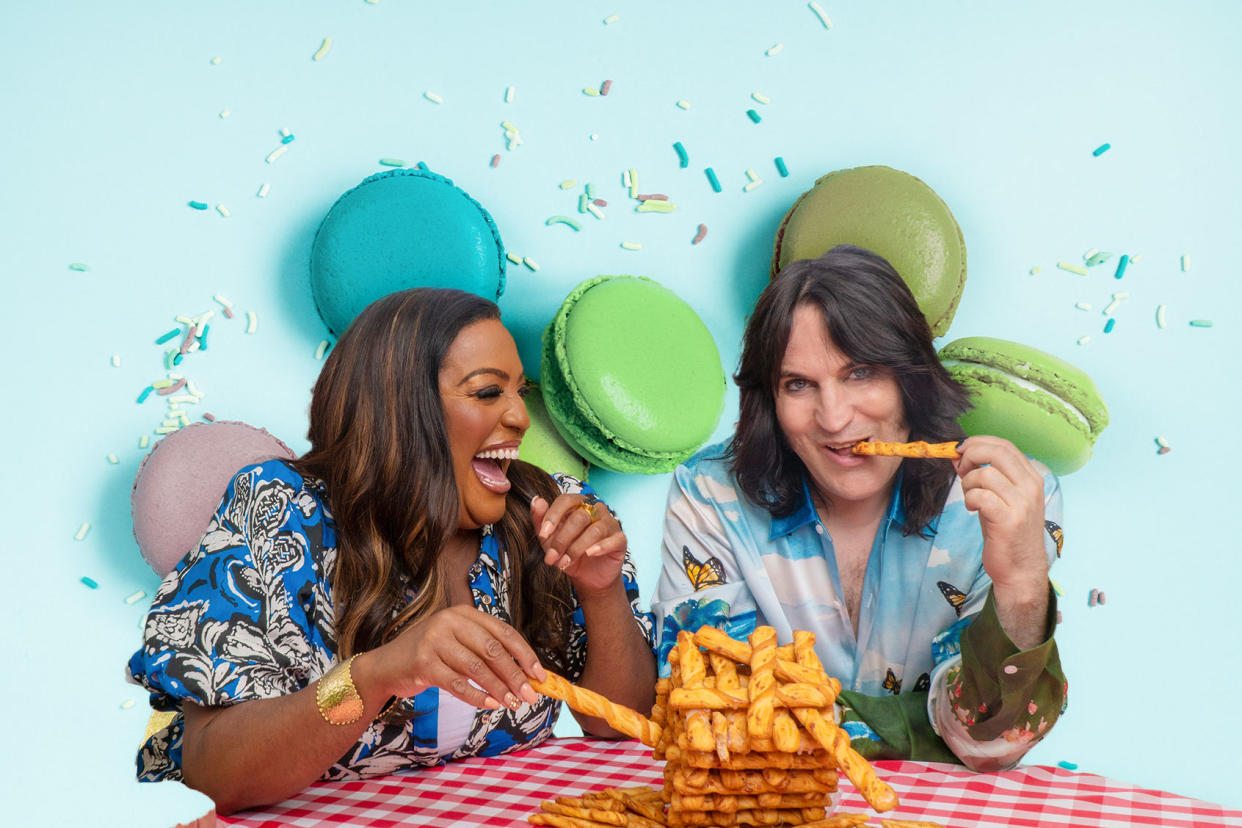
[849,366,874,381]
[784,378,808,392]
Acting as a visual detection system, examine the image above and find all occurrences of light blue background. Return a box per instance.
[2,2,1239,825]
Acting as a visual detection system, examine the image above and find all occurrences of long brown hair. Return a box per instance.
[294,288,574,669]
[729,245,971,537]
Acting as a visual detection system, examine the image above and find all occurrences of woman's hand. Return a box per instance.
[954,436,1049,599]
[368,605,545,711]
[531,494,627,597]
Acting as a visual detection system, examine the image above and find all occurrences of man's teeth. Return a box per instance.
[475,448,519,460]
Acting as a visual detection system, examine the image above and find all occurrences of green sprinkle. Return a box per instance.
[1049,578,1064,597]
[1092,143,1111,157]
[1189,319,1213,328]
[583,87,600,97]
[81,577,98,589]
[120,699,136,710]
[1057,262,1089,276]
[774,157,789,177]
[1029,266,1042,275]
[746,109,762,124]
[585,182,595,199]
[673,141,689,168]
[559,179,578,190]
[151,379,174,389]
[577,193,589,213]
[636,201,676,213]
[546,215,582,230]
[74,522,91,541]
[155,328,179,345]
[506,252,522,265]
[704,167,722,193]
[188,201,209,210]
[379,158,405,167]
[627,168,638,199]
[68,262,90,272]
[1181,254,1190,272]
[1085,250,1113,267]
[765,43,784,56]
[603,13,620,24]
[676,99,691,110]
[620,241,642,251]
[107,454,119,464]
[139,434,150,449]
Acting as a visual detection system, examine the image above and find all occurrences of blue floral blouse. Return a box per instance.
[127,459,653,781]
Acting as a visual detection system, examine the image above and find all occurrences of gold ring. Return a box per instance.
[577,501,601,523]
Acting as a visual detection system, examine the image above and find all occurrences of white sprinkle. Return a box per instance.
[185,379,204,399]
[246,310,258,334]
[505,85,515,103]
[1074,302,1092,311]
[110,354,121,367]
[1180,254,1190,272]
[210,56,222,65]
[1112,291,1131,300]
[265,145,288,164]
[279,127,292,138]
[765,43,784,56]
[424,90,444,104]
[523,256,540,271]
[603,13,620,24]
[808,1,833,28]
[1156,435,1170,448]
[166,394,197,404]
[1083,247,1098,261]
[214,294,233,309]
[1102,299,1120,316]
[315,340,330,360]
[312,37,332,61]
[745,168,760,182]
[1076,335,1091,346]
[620,241,642,251]
[218,109,230,119]
[751,92,771,104]
[257,182,271,198]
[74,522,91,541]
[120,699,136,710]
[586,202,605,220]
[743,179,764,192]
[216,204,230,218]
[107,454,119,464]
[589,133,599,141]
[676,100,691,110]
[622,170,631,188]
[175,315,194,325]
[155,426,180,435]
[124,590,147,605]
[1156,304,1168,329]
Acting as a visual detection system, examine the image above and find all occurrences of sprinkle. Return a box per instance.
[1155,435,1170,449]
[1131,255,1143,264]
[704,167,722,193]
[1003,665,1018,675]
[745,168,760,182]
[166,395,197,404]
[1103,318,1116,334]
[219,109,230,119]
[74,522,91,541]
[155,328,180,345]
[546,215,582,230]
[246,310,258,334]
[158,378,187,396]
[766,43,784,56]
[603,13,620,24]
[523,256,540,271]
[111,354,121,367]
[172,353,183,367]
[808,1,833,28]
[315,340,330,360]
[280,133,295,145]
[107,454,119,465]
[1097,591,1107,605]
[257,182,271,198]
[188,201,209,211]
[585,202,605,220]
[559,180,578,190]
[743,171,764,192]
[1049,578,1064,597]
[125,590,147,605]
[620,241,642,251]
[636,201,676,213]
[280,127,292,138]
[1074,302,1092,311]
[210,56,222,65]
[120,699,136,710]
[692,224,708,245]
[1092,143,1111,157]
[378,158,405,167]
[627,168,638,199]
[583,87,600,97]
[1180,254,1190,272]
[203,412,216,422]
[490,154,501,168]
[1058,761,1078,770]
[416,161,428,171]
[585,183,595,199]
[505,86,515,103]
[1156,304,1167,329]
[216,204,230,218]
[69,262,90,272]
[81,577,98,589]
[1189,319,1213,328]
[136,386,154,404]
[1088,588,1099,607]
[752,92,771,105]
[673,141,689,168]
[312,37,332,61]
[1029,266,1042,276]
[600,80,613,96]
[774,157,789,177]
[506,252,522,265]
[1113,254,1129,280]
[1057,262,1088,276]
[676,100,691,110]
[139,435,149,449]
[746,109,762,124]
[155,425,179,434]
[1084,250,1112,267]
[593,198,608,207]
[1076,335,1091,346]
[588,134,598,141]
[213,294,232,309]
[265,145,288,164]
[1102,299,1121,315]
[424,91,444,104]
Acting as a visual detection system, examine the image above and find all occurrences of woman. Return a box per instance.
[652,245,1066,772]
[128,288,656,814]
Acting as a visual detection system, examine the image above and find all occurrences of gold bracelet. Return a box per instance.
[316,655,365,725]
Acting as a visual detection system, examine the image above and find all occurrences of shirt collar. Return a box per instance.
[768,471,906,541]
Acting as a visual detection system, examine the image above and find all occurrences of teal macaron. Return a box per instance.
[541,275,726,474]
[309,168,505,337]
[939,336,1109,475]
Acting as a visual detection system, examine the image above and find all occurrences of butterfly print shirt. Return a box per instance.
[127,460,653,782]
[651,443,1067,772]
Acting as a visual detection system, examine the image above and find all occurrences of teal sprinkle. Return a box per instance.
[416,161,429,171]
[673,141,689,169]
[173,353,184,366]
[188,201,209,210]
[746,109,761,124]
[1057,760,1078,770]
[1113,254,1129,280]
[155,328,179,345]
[280,134,295,144]
[199,323,210,350]
[704,167,722,193]
[545,215,582,231]
[774,157,789,177]
[80,576,99,589]
[1092,143,1111,157]
[378,158,405,167]
[68,262,90,272]
[1189,319,1214,328]
[585,182,595,199]
[1103,318,1116,334]
[136,386,154,404]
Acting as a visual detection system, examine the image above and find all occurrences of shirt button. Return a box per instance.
[815,524,824,535]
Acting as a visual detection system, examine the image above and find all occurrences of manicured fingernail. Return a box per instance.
[584,544,601,557]
[546,547,557,560]
[483,695,501,709]
[540,521,553,539]
[504,692,521,709]
[557,557,570,571]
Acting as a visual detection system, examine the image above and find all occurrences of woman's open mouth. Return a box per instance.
[472,446,518,494]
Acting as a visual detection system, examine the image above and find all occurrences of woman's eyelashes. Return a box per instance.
[471,382,530,401]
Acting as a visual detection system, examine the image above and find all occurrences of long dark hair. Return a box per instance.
[729,245,970,536]
[293,288,574,670]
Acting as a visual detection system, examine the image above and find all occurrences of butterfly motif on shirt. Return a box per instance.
[912,673,931,693]
[882,667,902,695]
[937,581,967,616]
[682,546,726,592]
[1044,520,1064,558]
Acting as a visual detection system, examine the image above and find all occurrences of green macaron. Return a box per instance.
[541,275,726,474]
[518,382,589,480]
[939,336,1109,475]
[771,165,966,337]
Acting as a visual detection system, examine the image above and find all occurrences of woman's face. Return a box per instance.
[439,318,531,530]
[775,304,909,515]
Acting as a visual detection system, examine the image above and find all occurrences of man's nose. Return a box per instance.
[815,383,854,434]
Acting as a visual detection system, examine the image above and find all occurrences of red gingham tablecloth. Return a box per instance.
[217,737,1242,828]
